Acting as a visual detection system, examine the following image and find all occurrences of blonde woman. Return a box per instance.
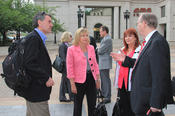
[59,32,73,102]
[66,28,100,116]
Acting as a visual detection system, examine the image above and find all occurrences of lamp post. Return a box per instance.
[123,10,130,30]
[77,6,84,28]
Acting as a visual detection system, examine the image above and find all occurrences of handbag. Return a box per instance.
[112,97,121,116]
[52,55,63,73]
[93,90,108,116]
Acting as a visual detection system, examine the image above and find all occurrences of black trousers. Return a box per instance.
[73,71,97,116]
[118,83,135,116]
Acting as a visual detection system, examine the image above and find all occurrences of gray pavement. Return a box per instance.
[0,39,175,116]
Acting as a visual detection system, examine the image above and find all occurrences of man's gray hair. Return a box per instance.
[32,12,51,28]
[140,13,158,29]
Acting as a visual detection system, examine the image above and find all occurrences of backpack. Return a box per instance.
[1,38,31,96]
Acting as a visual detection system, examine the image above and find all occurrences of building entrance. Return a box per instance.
[85,7,113,42]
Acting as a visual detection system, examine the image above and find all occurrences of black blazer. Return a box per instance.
[23,30,52,102]
[130,31,174,114]
[59,42,68,75]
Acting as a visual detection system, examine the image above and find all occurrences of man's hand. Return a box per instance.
[46,77,54,87]
[110,50,126,62]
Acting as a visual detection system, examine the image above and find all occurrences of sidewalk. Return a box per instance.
[0,39,175,116]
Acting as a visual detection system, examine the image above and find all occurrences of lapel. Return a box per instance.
[101,35,107,43]
[100,37,105,44]
[87,45,91,57]
[134,31,158,68]
[76,45,86,59]
[34,30,50,60]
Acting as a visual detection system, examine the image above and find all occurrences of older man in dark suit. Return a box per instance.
[23,12,54,116]
[111,13,174,116]
[131,14,174,116]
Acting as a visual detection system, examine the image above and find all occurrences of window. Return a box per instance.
[161,6,165,17]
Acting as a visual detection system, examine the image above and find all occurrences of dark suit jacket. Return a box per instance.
[90,36,97,49]
[23,30,52,102]
[90,36,98,63]
[130,31,174,114]
[59,42,68,75]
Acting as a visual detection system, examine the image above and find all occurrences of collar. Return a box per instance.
[144,30,156,45]
[35,28,47,45]
[64,42,69,46]
[104,34,110,38]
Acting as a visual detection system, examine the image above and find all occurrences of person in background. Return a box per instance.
[59,32,74,102]
[111,28,141,116]
[23,12,54,116]
[66,27,100,116]
[89,35,98,63]
[89,36,97,49]
[98,25,113,103]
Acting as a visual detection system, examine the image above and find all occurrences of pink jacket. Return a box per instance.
[66,45,100,83]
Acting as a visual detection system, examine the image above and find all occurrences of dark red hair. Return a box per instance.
[123,28,140,52]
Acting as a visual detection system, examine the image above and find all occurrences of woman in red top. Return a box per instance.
[112,28,141,116]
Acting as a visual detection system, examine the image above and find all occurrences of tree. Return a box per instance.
[52,18,65,44]
[0,0,15,43]
[0,0,64,45]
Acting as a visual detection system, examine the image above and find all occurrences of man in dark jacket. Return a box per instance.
[23,12,54,116]
[130,13,174,116]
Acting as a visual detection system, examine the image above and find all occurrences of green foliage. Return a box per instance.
[52,18,65,33]
[0,0,64,45]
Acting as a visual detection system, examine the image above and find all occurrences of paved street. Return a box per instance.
[0,39,175,116]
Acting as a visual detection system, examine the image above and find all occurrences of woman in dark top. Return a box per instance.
[59,32,73,102]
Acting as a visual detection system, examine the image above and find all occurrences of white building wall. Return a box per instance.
[168,0,175,42]
[34,0,175,42]
[129,3,156,40]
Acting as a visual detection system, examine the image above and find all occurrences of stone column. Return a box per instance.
[113,6,119,40]
[166,0,175,41]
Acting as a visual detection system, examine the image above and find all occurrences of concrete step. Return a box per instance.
[0,103,175,116]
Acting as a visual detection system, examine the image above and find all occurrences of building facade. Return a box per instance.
[34,0,175,42]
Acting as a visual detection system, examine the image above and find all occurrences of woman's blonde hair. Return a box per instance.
[73,27,90,46]
[60,32,72,43]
